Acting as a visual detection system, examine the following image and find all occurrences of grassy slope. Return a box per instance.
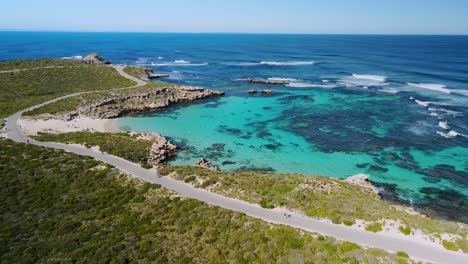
[0,139,412,263]
[0,59,136,120]
[123,65,151,80]
[33,132,153,166]
[0,58,81,71]
[159,165,468,251]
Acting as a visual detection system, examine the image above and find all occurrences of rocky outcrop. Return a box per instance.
[248,78,289,85]
[194,158,220,171]
[345,174,379,194]
[261,90,275,94]
[81,53,110,64]
[248,90,258,94]
[133,132,177,164]
[68,86,224,120]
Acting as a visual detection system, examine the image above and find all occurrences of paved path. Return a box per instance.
[4,65,467,264]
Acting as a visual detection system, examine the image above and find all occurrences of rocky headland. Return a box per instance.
[67,86,224,120]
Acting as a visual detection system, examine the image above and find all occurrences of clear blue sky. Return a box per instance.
[1,0,468,34]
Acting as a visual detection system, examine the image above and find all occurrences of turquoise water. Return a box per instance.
[1,32,467,221]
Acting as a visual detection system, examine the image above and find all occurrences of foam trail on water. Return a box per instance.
[260,61,315,66]
[437,130,466,138]
[352,74,387,82]
[339,74,389,87]
[61,55,83,60]
[286,82,336,88]
[268,77,300,82]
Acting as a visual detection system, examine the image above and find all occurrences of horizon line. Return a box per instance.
[1,29,467,36]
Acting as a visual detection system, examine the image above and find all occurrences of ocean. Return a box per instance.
[1,32,467,221]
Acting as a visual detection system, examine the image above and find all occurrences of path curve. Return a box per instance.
[4,65,467,264]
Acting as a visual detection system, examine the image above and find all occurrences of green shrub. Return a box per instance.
[184,175,197,183]
[442,240,459,252]
[365,223,383,233]
[399,226,411,235]
[344,220,355,226]
[397,251,409,258]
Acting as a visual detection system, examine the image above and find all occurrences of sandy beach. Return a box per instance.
[18,117,119,135]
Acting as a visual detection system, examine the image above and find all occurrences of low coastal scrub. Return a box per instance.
[0,58,81,71]
[123,65,152,80]
[0,60,135,119]
[159,165,468,250]
[0,139,412,263]
[32,132,153,165]
[365,223,383,233]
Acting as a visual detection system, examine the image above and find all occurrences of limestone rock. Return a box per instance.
[194,158,220,171]
[68,86,224,119]
[248,90,258,94]
[81,53,110,64]
[345,174,379,194]
[261,90,275,94]
[133,132,177,164]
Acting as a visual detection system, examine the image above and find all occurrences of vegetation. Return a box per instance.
[0,58,81,71]
[0,59,135,119]
[25,81,178,117]
[397,252,409,258]
[33,132,153,166]
[123,65,151,80]
[399,226,412,235]
[0,139,413,263]
[442,240,459,252]
[365,223,383,233]
[159,165,468,249]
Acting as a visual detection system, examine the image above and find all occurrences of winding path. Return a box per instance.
[4,65,467,264]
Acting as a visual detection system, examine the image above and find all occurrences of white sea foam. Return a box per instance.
[338,74,389,88]
[260,61,315,66]
[379,88,399,94]
[428,107,461,116]
[151,62,208,67]
[407,83,453,94]
[438,121,450,130]
[352,74,387,82]
[174,60,190,64]
[322,79,330,83]
[267,77,300,82]
[437,130,466,139]
[61,55,83,60]
[414,100,431,107]
[286,82,336,88]
[158,57,164,59]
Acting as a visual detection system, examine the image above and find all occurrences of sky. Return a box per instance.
[1,0,468,34]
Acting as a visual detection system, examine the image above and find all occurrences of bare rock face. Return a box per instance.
[133,132,177,164]
[345,174,379,194]
[81,53,110,64]
[194,158,220,171]
[68,86,224,120]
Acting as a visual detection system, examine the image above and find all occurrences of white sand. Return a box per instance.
[18,117,119,135]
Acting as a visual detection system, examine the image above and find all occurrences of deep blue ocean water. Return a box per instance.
[1,32,467,221]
